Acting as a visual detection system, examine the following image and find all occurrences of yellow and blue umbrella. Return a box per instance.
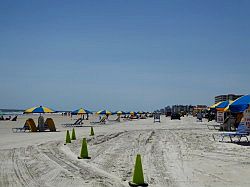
[229,94,250,113]
[72,108,92,115]
[138,111,145,114]
[96,110,112,115]
[130,111,137,115]
[24,106,54,114]
[216,100,233,111]
[113,111,126,115]
[209,101,222,109]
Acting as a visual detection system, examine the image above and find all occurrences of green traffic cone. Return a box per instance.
[90,127,94,136]
[71,128,76,140]
[64,130,71,145]
[129,154,148,186]
[78,138,91,159]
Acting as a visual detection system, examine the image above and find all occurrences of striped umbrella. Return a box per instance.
[113,111,126,115]
[96,110,112,115]
[138,111,145,114]
[209,102,222,109]
[72,108,92,115]
[130,111,137,115]
[229,95,250,113]
[216,100,233,111]
[24,106,54,114]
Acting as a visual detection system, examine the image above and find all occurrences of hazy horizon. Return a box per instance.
[1,1,250,111]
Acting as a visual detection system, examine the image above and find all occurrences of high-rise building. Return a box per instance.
[215,94,243,103]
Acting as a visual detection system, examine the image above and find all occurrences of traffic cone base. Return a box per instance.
[128,181,148,187]
[77,156,91,159]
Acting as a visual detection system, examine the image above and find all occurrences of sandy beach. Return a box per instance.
[0,115,249,187]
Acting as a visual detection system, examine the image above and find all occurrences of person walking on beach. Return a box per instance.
[197,112,203,122]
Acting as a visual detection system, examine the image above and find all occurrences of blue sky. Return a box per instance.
[0,0,250,111]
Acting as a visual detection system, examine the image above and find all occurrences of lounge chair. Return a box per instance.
[212,124,250,142]
[12,118,37,132]
[11,116,17,121]
[62,118,84,127]
[154,113,160,123]
[90,116,106,124]
[108,116,121,122]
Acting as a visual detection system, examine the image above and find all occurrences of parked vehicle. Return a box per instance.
[171,113,181,120]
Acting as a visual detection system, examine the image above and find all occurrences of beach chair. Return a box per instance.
[62,118,84,127]
[11,116,17,121]
[154,113,160,123]
[44,118,56,132]
[212,124,250,143]
[108,116,121,122]
[12,118,37,132]
[90,116,106,124]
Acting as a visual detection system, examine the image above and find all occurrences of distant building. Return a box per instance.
[160,108,165,114]
[171,105,195,114]
[165,106,171,113]
[215,94,243,103]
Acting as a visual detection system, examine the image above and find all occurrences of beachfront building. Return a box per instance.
[171,105,195,114]
[215,94,243,103]
[165,106,171,113]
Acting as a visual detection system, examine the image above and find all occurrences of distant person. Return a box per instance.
[197,112,203,122]
[38,115,45,131]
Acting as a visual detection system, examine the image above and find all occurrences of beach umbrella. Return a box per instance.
[72,108,92,115]
[215,100,233,111]
[130,111,137,115]
[138,111,145,114]
[113,111,126,115]
[209,102,222,109]
[229,95,250,113]
[96,110,112,115]
[24,106,55,114]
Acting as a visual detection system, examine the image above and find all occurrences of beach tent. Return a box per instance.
[72,108,92,115]
[215,100,233,111]
[24,106,55,114]
[96,110,112,115]
[229,95,250,113]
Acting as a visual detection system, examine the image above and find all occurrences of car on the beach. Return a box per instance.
[171,113,181,120]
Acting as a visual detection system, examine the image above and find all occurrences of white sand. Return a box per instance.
[0,115,250,187]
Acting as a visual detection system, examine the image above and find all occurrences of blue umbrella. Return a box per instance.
[229,95,250,113]
[215,100,233,111]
